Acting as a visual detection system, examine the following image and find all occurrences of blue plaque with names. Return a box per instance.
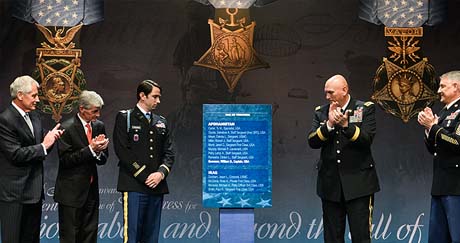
[203,104,272,208]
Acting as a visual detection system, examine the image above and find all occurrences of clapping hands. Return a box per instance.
[42,124,64,149]
[417,107,438,130]
[328,102,349,128]
[90,134,109,153]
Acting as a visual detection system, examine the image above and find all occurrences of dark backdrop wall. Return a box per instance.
[1,0,460,242]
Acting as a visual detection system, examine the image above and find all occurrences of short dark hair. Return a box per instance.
[136,80,162,101]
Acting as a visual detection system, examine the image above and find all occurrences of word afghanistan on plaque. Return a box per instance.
[202,104,272,208]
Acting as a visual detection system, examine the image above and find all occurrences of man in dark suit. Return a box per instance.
[54,90,108,243]
[308,74,380,243]
[418,70,460,243]
[113,80,174,243]
[0,75,63,243]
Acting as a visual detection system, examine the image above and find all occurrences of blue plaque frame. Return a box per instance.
[202,104,272,208]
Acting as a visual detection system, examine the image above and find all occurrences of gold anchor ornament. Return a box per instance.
[194,6,269,92]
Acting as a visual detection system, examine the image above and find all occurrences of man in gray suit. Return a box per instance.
[0,75,64,243]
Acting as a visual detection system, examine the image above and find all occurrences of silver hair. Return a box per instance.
[440,71,460,83]
[78,90,104,109]
[10,75,40,99]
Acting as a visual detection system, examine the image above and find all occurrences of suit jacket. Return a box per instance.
[0,105,48,203]
[54,114,108,208]
[308,98,380,202]
[425,99,460,196]
[114,107,174,195]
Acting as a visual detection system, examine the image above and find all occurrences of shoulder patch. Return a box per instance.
[315,106,321,111]
[364,101,374,107]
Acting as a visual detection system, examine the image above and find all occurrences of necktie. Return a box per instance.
[24,113,34,136]
[438,107,448,123]
[85,123,94,184]
[85,123,92,143]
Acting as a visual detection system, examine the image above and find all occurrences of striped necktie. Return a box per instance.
[24,113,34,136]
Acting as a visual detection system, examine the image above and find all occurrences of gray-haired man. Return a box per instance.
[418,71,460,243]
[0,75,63,243]
[54,90,109,243]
